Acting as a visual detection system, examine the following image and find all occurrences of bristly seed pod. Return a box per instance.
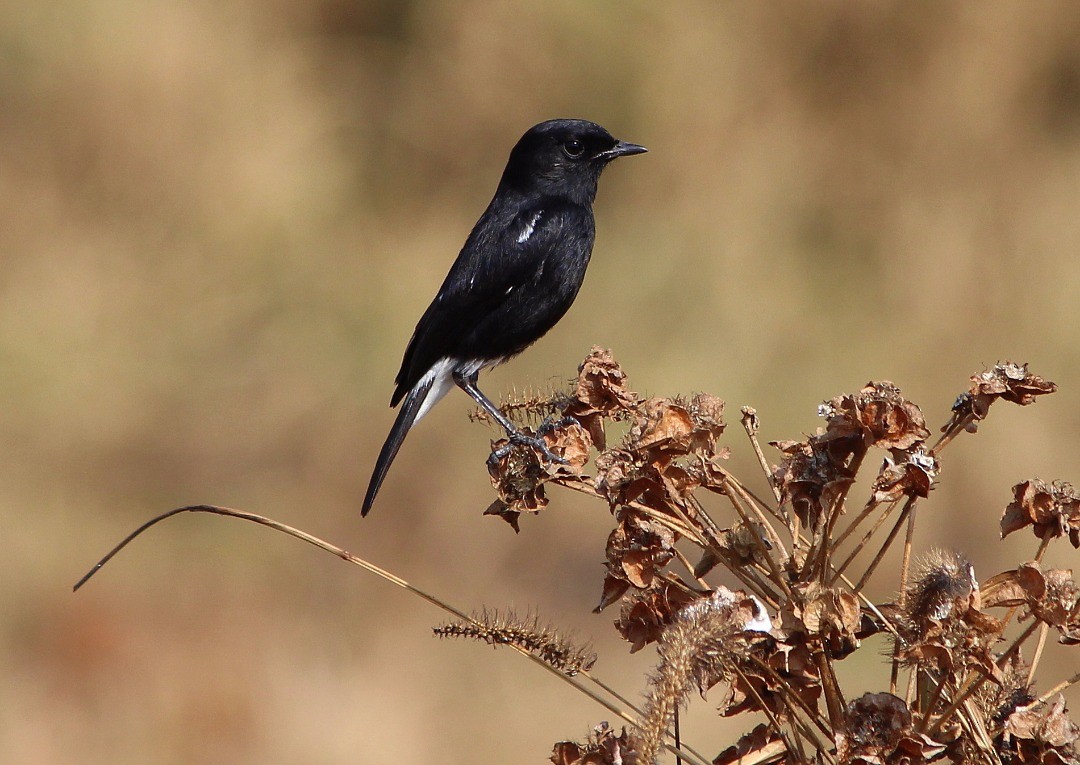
[904,549,977,629]
[434,608,597,676]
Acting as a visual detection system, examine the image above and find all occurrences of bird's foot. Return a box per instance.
[535,415,578,439]
[487,419,575,467]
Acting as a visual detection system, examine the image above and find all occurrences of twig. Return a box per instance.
[890,503,918,695]
[74,505,711,765]
[849,497,916,595]
[1026,623,1049,688]
[1037,672,1080,705]
[829,499,901,586]
[831,497,887,552]
[741,406,783,507]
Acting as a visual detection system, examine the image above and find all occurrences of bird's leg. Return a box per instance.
[453,370,569,466]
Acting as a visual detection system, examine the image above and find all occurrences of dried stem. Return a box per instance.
[75,505,710,765]
[829,498,901,585]
[722,476,794,606]
[1025,623,1049,688]
[727,662,809,764]
[1038,671,1080,705]
[741,406,783,507]
[831,497,887,552]
[890,503,919,694]
[849,497,916,594]
[811,445,867,582]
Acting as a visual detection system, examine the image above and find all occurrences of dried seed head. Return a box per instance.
[561,347,638,449]
[904,549,977,629]
[636,588,768,764]
[969,362,1057,417]
[819,381,931,451]
[550,722,638,765]
[1001,479,1080,548]
[999,695,1080,764]
[770,437,856,531]
[434,608,597,676]
[837,692,946,764]
[872,448,938,502]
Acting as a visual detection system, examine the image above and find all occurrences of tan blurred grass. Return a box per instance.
[2,1,1079,762]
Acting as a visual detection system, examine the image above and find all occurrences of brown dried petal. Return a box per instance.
[721,635,822,718]
[970,362,1058,418]
[613,580,698,653]
[982,569,1034,610]
[713,723,785,765]
[1001,479,1080,548]
[546,422,592,472]
[820,381,931,451]
[487,441,548,518]
[603,512,676,590]
[1041,568,1080,633]
[838,692,947,765]
[629,398,694,454]
[1003,695,1080,752]
[593,449,636,505]
[771,438,856,531]
[627,394,727,460]
[872,450,938,502]
[798,582,861,657]
[563,347,639,449]
[550,722,638,765]
[686,392,726,451]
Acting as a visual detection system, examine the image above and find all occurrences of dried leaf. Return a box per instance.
[872,449,938,502]
[1000,695,1080,764]
[713,723,786,765]
[562,347,639,449]
[837,692,947,764]
[820,381,930,451]
[1000,479,1080,548]
[550,722,639,765]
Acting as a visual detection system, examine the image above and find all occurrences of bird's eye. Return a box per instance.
[562,139,585,158]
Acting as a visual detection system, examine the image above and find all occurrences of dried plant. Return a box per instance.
[76,350,1078,765]
[434,608,597,676]
[470,348,1076,765]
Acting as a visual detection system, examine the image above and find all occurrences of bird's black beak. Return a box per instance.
[598,141,648,161]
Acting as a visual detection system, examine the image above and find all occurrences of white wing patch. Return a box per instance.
[412,357,491,424]
[413,358,456,423]
[516,211,543,244]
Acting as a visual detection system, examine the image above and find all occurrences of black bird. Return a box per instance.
[361,119,646,516]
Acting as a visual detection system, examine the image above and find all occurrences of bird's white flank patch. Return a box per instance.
[413,357,488,423]
[516,211,543,244]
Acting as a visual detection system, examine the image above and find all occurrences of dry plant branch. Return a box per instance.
[77,352,1076,765]
[480,352,1072,764]
[74,504,708,765]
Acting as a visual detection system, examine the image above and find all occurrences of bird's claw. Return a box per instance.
[535,415,578,439]
[487,420,574,467]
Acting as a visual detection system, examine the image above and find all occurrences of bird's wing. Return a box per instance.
[390,202,584,406]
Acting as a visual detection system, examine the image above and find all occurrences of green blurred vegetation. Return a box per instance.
[2,1,1079,762]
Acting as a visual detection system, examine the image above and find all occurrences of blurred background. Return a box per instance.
[3,1,1079,762]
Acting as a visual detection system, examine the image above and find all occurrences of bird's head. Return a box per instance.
[499,119,647,204]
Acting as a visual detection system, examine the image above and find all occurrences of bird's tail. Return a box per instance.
[361,364,453,516]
